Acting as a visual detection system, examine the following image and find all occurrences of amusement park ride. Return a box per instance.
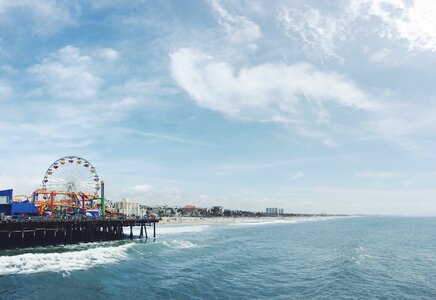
[13,156,110,218]
[1,155,158,249]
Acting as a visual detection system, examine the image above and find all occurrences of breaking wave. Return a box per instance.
[0,243,133,276]
[162,240,197,249]
[158,225,210,235]
[125,225,210,237]
[228,217,341,227]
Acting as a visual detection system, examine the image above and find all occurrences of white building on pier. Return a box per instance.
[112,198,147,217]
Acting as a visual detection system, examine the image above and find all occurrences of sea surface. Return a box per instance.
[1,217,436,299]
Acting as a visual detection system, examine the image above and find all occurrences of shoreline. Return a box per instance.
[158,215,344,225]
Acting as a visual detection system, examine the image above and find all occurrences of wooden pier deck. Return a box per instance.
[0,218,158,250]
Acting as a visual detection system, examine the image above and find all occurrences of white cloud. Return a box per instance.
[357,171,402,179]
[288,171,305,181]
[28,45,102,99]
[121,184,186,206]
[277,0,436,62]
[0,65,16,74]
[211,159,311,176]
[0,0,79,34]
[278,6,345,60]
[170,48,379,125]
[98,48,119,62]
[130,184,153,193]
[0,47,173,155]
[130,130,220,149]
[210,0,261,49]
[364,103,436,153]
[350,0,436,52]
[109,97,138,110]
[0,81,12,100]
[0,173,42,194]
[369,48,393,63]
[0,44,9,59]
[102,79,177,113]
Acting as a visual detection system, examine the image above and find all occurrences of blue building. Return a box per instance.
[0,189,38,216]
[0,189,13,205]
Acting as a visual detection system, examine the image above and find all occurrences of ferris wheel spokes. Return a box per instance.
[42,156,100,199]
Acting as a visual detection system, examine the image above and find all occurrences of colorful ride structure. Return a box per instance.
[12,156,107,218]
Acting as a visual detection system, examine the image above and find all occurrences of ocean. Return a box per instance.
[1,217,436,299]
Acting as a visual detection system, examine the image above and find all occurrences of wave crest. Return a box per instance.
[162,240,196,249]
[0,243,133,276]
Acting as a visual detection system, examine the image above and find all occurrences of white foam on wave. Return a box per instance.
[162,240,197,249]
[125,225,210,237]
[228,217,343,227]
[352,246,373,265]
[0,243,133,276]
[159,225,210,235]
[228,220,296,226]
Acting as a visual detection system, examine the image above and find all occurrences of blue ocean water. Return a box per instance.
[1,217,436,299]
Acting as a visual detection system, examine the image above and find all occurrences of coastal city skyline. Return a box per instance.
[2,0,436,215]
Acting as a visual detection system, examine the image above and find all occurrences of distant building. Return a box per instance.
[266,208,277,215]
[146,205,178,217]
[112,198,147,217]
[179,205,207,217]
[160,206,179,217]
[266,208,284,215]
[211,206,224,216]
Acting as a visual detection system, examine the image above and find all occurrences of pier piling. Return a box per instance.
[140,224,144,238]
[0,218,158,250]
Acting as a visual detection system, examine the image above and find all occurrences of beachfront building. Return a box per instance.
[112,198,147,217]
[179,205,208,217]
[266,208,284,216]
[211,206,224,216]
[148,205,179,217]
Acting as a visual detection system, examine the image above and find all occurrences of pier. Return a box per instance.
[0,218,158,250]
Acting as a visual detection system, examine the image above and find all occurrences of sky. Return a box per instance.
[1,0,436,215]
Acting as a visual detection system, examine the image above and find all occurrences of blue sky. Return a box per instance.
[1,0,436,215]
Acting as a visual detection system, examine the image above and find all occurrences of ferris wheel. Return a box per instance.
[42,156,100,197]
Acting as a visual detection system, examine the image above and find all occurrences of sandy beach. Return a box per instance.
[158,216,338,225]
